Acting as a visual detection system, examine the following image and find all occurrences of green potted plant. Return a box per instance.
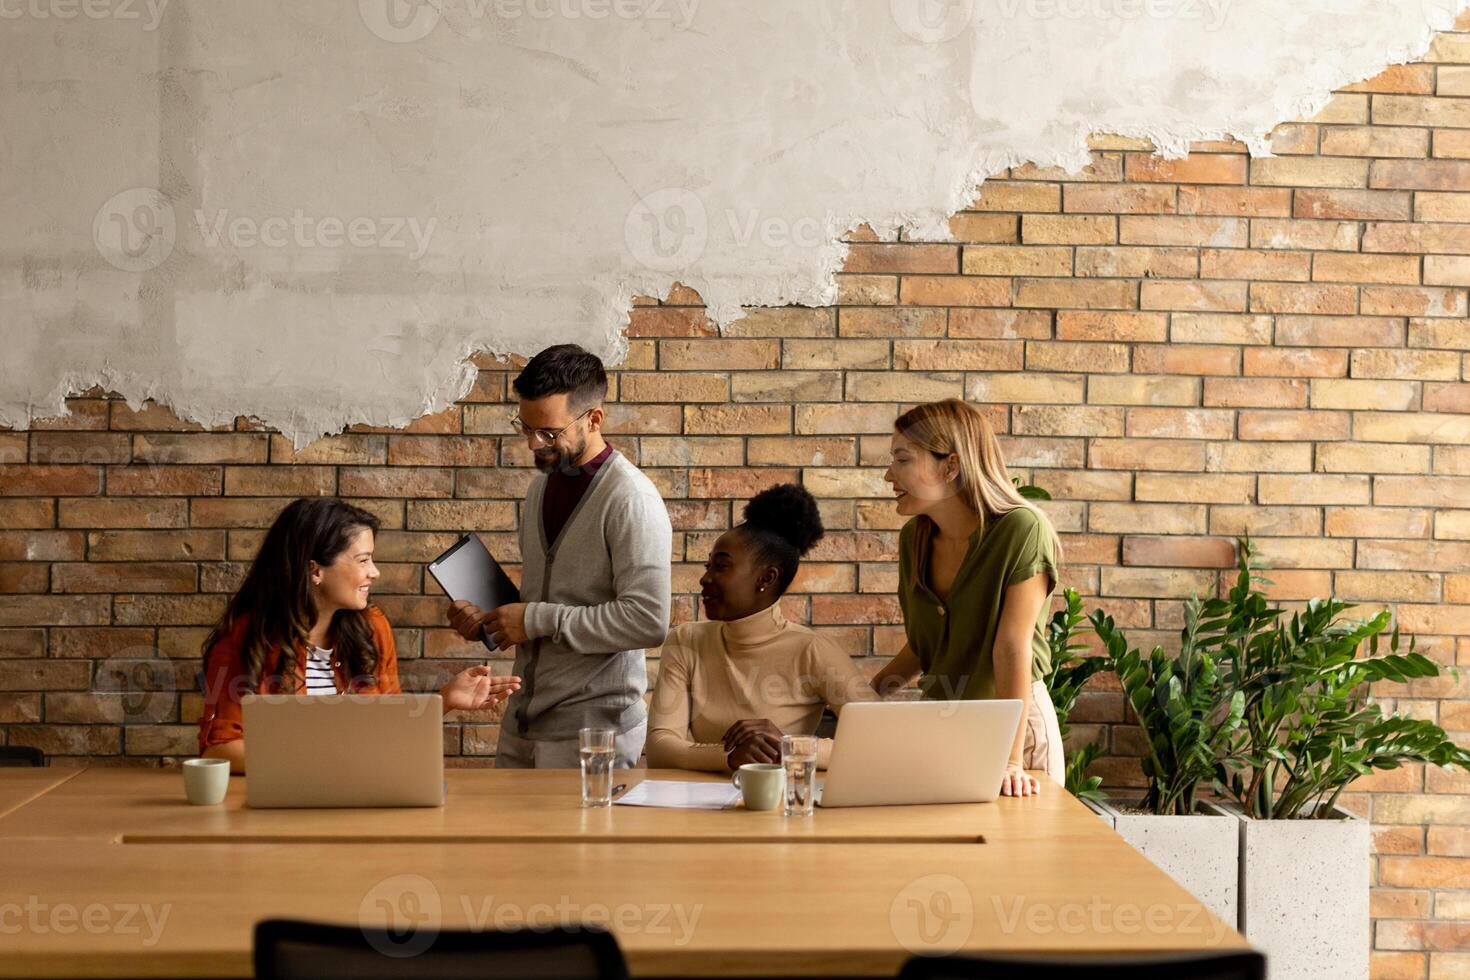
[1024,481,1111,801]
[1042,588,1107,803]
[1196,541,1470,980]
[1079,592,1245,927]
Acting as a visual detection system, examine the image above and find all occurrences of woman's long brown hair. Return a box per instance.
[202,497,382,691]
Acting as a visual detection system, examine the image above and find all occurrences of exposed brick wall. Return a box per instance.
[4,22,1470,977]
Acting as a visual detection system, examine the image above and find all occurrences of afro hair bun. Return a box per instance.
[742,483,824,557]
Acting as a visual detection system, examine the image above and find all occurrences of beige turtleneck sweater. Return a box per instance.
[647,603,879,771]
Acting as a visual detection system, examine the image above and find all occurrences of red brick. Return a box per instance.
[726,308,836,338]
[839,307,945,337]
[28,433,131,465]
[893,340,1023,371]
[1055,312,1167,342]
[626,307,717,337]
[132,433,268,465]
[1293,188,1412,220]
[0,531,85,561]
[338,467,455,498]
[948,309,1051,339]
[844,244,958,275]
[1014,278,1136,310]
[30,399,108,432]
[1125,408,1235,440]
[0,499,55,529]
[0,466,101,496]
[1073,246,1196,278]
[52,562,197,594]
[685,405,790,435]
[267,434,388,465]
[947,211,1022,241]
[1370,159,1470,191]
[384,437,501,467]
[1026,342,1130,373]
[1089,439,1207,471]
[1243,348,1349,377]
[0,563,48,593]
[350,408,462,436]
[898,277,1010,307]
[1204,379,1308,409]
[108,401,212,432]
[1062,184,1176,214]
[57,498,187,529]
[1119,215,1248,247]
[0,596,110,629]
[1361,286,1468,319]
[1178,185,1291,217]
[1238,410,1351,441]
[1122,536,1236,568]
[1124,152,1246,184]
[810,595,903,625]
[1250,282,1357,315]
[1133,345,1241,376]
[1140,280,1248,312]
[220,467,336,499]
[105,466,222,496]
[1276,315,1405,347]
[689,468,799,500]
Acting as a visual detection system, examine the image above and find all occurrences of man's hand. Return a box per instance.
[446,600,531,651]
[447,600,489,641]
[482,603,530,651]
[723,718,784,768]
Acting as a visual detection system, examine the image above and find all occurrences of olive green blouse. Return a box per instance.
[897,506,1058,701]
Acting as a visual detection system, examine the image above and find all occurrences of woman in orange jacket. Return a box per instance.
[197,497,520,772]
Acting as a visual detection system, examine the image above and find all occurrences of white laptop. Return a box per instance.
[816,699,1024,807]
[242,694,445,808]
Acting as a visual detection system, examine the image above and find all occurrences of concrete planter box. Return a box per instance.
[1084,798,1238,929]
[1203,800,1369,980]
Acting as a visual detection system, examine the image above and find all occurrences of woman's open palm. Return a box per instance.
[443,665,521,712]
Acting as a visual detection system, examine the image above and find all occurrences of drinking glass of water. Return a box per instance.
[781,734,818,817]
[579,727,616,807]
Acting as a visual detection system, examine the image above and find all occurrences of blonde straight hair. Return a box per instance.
[894,398,1063,563]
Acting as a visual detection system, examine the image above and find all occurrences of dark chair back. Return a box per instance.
[0,746,45,767]
[898,950,1266,980]
[254,918,630,980]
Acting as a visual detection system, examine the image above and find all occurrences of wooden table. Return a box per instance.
[0,769,1248,977]
[0,768,1112,845]
[0,767,78,821]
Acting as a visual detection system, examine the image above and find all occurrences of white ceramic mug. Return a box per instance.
[182,757,230,805]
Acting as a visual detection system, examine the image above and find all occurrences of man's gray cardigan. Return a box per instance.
[508,450,673,740]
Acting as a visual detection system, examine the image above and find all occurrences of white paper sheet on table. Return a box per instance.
[612,779,742,810]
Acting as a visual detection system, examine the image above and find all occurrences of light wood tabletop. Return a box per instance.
[0,836,1246,977]
[0,767,79,821]
[0,768,1115,845]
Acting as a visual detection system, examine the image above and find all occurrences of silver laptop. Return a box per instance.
[816,699,1024,807]
[242,694,445,808]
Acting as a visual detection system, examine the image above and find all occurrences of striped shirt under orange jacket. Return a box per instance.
[196,605,401,754]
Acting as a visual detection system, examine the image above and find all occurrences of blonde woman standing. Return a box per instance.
[870,398,1066,797]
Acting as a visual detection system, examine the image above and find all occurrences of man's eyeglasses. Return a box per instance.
[509,407,593,445]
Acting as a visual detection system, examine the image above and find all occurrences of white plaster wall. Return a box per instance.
[0,0,1462,444]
